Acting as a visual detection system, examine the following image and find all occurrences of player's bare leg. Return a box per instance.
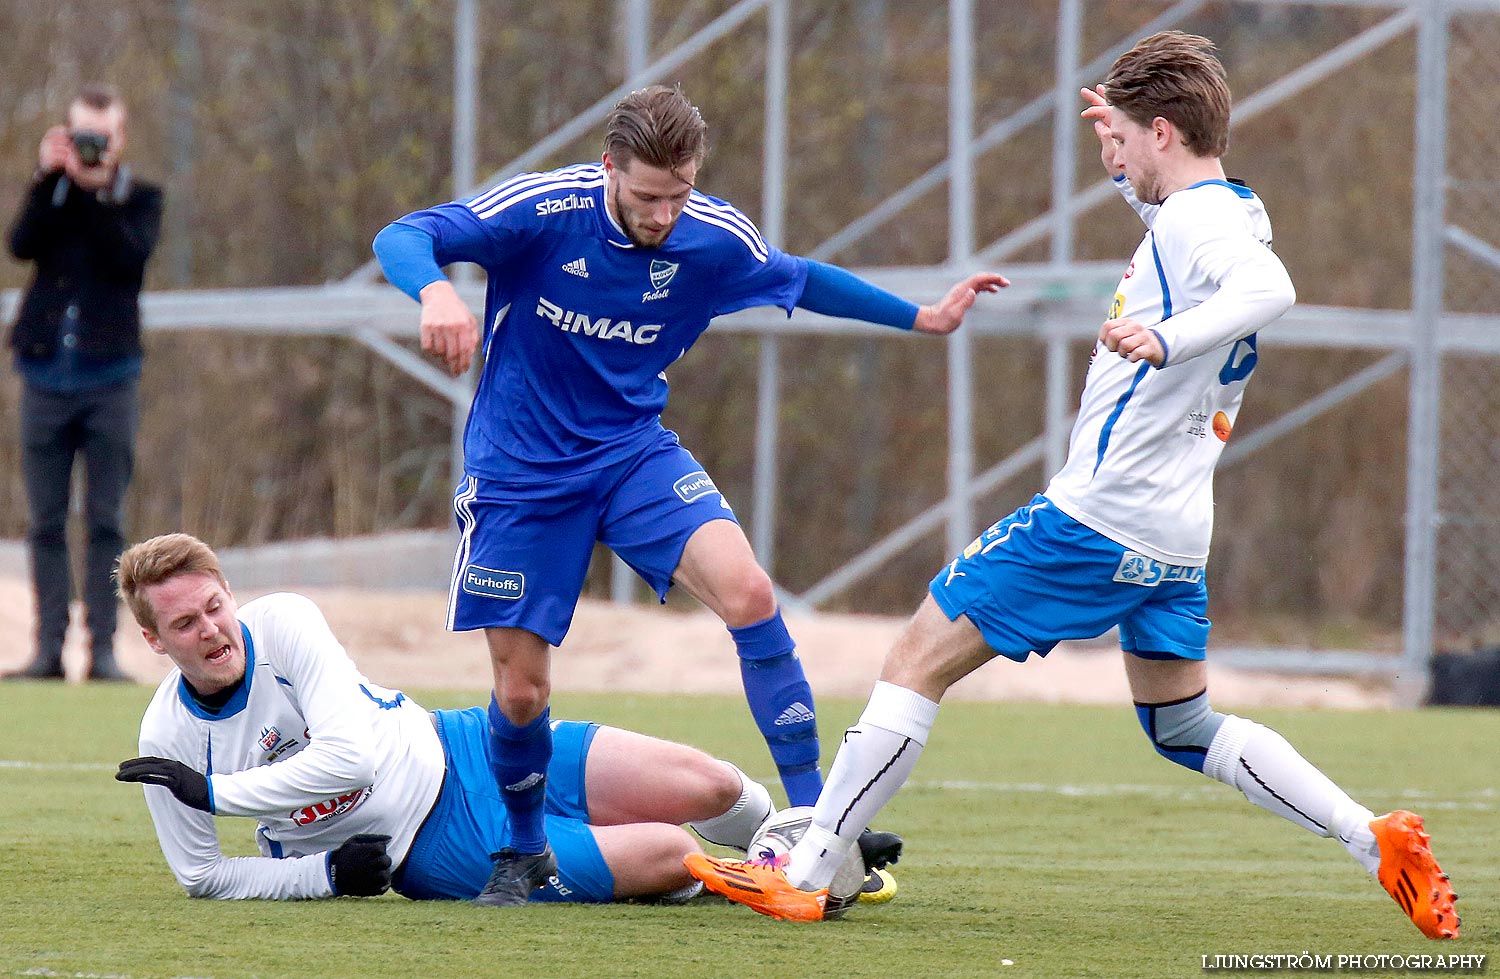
[582,726,769,836]
[584,728,775,903]
[879,595,995,700]
[473,626,557,907]
[592,822,707,900]
[673,519,778,629]
[486,626,551,725]
[1125,654,1458,938]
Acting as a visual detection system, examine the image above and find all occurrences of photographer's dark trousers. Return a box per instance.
[20,379,138,674]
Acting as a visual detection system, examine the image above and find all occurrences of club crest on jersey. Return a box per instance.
[650,259,679,289]
[463,565,525,600]
[1113,551,1204,588]
[643,260,679,302]
[258,726,282,752]
[674,471,719,503]
[535,297,662,344]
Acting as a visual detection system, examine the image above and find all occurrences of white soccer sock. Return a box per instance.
[1203,715,1378,873]
[689,764,775,851]
[785,682,938,890]
[1330,799,1381,876]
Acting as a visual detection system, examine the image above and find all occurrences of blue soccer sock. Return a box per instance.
[731,611,823,807]
[487,695,552,854]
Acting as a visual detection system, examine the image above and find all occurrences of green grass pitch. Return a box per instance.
[0,683,1493,979]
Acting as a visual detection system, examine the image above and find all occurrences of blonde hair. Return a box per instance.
[116,533,226,631]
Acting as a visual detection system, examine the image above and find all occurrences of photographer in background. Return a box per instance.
[4,84,163,682]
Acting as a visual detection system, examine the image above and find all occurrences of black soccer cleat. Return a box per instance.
[472,845,558,907]
[857,828,903,871]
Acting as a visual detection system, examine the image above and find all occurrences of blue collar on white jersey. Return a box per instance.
[176,621,255,720]
[1185,178,1255,198]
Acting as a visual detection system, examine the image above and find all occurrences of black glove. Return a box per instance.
[328,834,393,897]
[116,756,211,812]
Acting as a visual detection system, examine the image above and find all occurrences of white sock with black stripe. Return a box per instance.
[1204,715,1378,874]
[785,681,938,891]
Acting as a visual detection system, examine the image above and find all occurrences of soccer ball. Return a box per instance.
[750,806,865,919]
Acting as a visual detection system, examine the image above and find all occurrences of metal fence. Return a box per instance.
[1436,8,1500,650]
[4,0,1495,700]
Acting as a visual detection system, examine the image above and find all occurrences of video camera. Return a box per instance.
[71,130,109,167]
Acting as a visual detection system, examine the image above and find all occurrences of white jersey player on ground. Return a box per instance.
[113,533,777,903]
[686,31,1459,939]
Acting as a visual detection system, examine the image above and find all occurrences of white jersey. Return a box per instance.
[1043,176,1295,566]
[135,593,445,899]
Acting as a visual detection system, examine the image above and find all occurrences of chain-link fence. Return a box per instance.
[2,0,1493,689]
[1437,8,1500,650]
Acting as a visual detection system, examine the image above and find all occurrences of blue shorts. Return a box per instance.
[393,708,613,903]
[447,428,738,644]
[928,495,1211,662]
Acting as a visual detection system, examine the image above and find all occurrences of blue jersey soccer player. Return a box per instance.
[686,34,1459,939]
[373,85,1007,904]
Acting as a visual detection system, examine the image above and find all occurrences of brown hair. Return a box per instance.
[603,85,707,176]
[116,533,226,631]
[1105,31,1230,158]
[74,83,123,113]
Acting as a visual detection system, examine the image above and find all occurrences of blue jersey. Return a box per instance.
[394,163,809,480]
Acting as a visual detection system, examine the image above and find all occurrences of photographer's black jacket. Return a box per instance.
[7,169,163,363]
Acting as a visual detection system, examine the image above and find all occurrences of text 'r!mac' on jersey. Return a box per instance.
[393,162,810,483]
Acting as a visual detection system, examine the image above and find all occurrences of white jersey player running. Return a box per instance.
[114,533,778,903]
[686,31,1459,940]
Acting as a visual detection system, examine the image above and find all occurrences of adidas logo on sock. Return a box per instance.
[562,257,589,278]
[773,702,815,726]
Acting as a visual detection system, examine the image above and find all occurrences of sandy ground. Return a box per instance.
[0,576,1391,709]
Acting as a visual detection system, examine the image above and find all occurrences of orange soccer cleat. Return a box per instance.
[683,852,829,922]
[1369,811,1459,940]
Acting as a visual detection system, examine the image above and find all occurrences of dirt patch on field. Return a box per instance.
[0,576,1390,709]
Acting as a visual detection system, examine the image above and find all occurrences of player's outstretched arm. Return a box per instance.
[793,260,1005,335]
[912,272,1010,336]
